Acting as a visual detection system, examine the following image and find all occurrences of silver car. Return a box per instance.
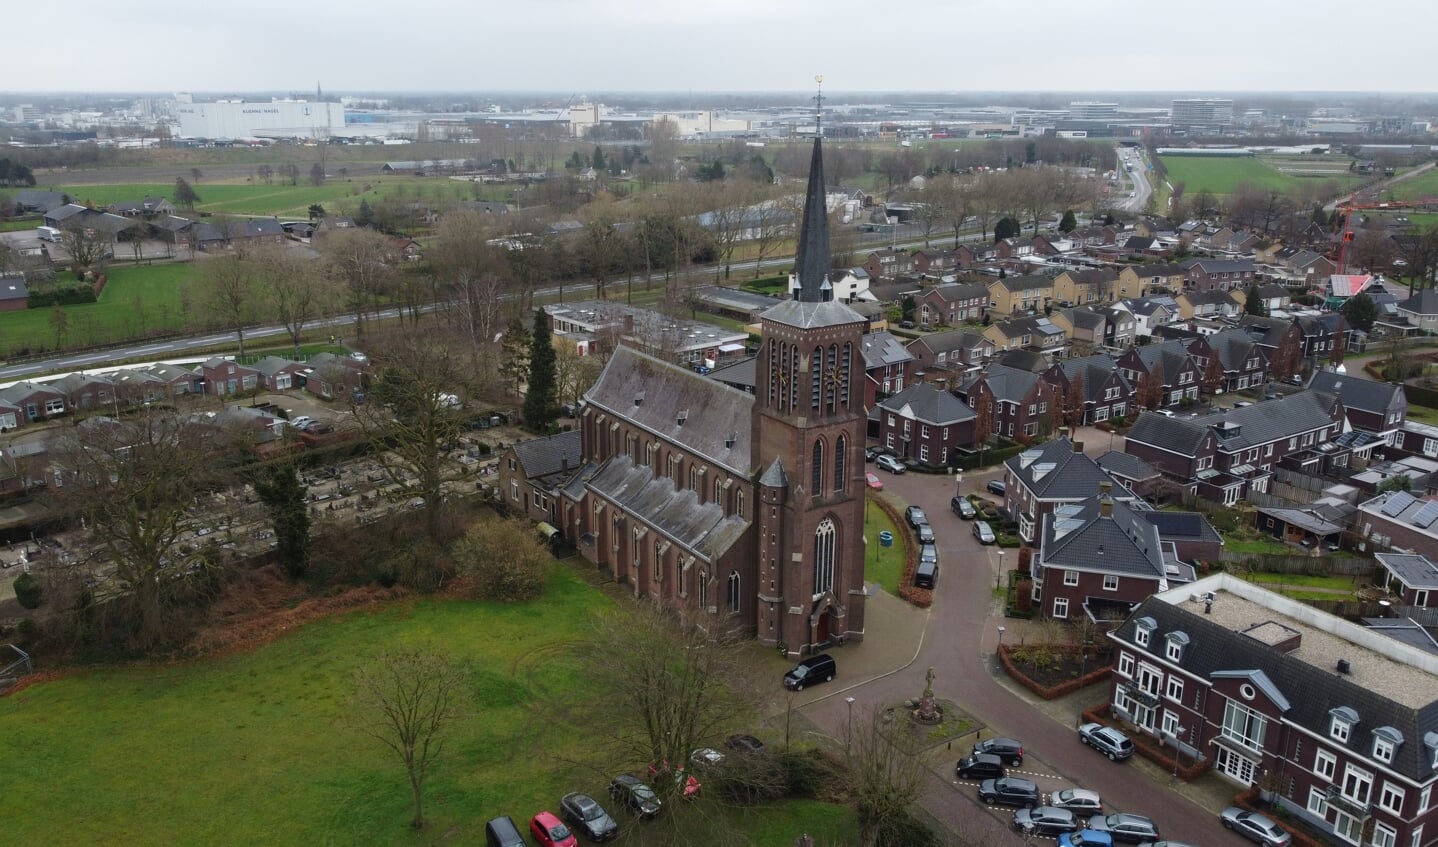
[1220,807,1291,847]
[1049,787,1103,815]
[972,521,996,545]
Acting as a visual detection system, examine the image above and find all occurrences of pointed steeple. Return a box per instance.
[793,77,831,303]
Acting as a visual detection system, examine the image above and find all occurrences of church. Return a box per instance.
[557,129,869,656]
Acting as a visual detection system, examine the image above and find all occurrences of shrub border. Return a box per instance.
[870,494,931,608]
[998,643,1112,700]
[1230,787,1329,847]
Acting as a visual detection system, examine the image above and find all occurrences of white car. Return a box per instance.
[289,416,314,429]
[349,351,369,364]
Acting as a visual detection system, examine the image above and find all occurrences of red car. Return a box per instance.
[865,472,883,490]
[530,810,578,847]
[647,761,701,798]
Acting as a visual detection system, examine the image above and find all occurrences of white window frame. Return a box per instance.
[1165,675,1183,702]
[1118,652,1134,678]
[1371,821,1396,847]
[1331,716,1353,743]
[1306,787,1328,816]
[1166,639,1182,661]
[1340,763,1373,806]
[1374,736,1395,764]
[1135,626,1151,648]
[1103,574,1119,591]
[1064,570,1079,586]
[1379,782,1404,816]
[1053,597,1069,619]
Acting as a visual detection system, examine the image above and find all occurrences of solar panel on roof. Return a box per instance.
[1381,492,1417,517]
[1412,501,1438,529]
[1145,512,1202,536]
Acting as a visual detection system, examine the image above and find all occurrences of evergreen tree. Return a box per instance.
[253,462,311,580]
[1058,210,1077,233]
[1244,284,1269,317]
[523,309,559,431]
[994,217,1020,242]
[1341,292,1378,332]
[356,199,374,227]
[592,146,606,171]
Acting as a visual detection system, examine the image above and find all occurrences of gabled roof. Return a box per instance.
[1055,354,1127,404]
[1204,328,1263,371]
[1097,450,1160,483]
[991,315,1065,341]
[1309,371,1403,417]
[1007,438,1116,500]
[1134,340,1195,384]
[859,331,914,369]
[1181,289,1239,307]
[512,430,583,484]
[1061,308,1106,332]
[910,328,990,355]
[1181,258,1255,273]
[978,363,1041,403]
[585,345,753,476]
[926,282,989,302]
[250,356,305,377]
[1195,391,1340,451]
[993,274,1054,292]
[0,274,29,302]
[1127,411,1210,456]
[1138,509,1222,546]
[1398,289,1438,316]
[994,349,1048,373]
[1040,495,1169,579]
[875,382,975,426]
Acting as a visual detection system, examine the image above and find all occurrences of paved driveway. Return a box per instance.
[794,458,1245,846]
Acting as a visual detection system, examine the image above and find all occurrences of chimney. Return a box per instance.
[1073,440,1084,454]
[1099,480,1113,517]
[914,371,926,385]
[1059,426,1070,440]
[935,377,948,391]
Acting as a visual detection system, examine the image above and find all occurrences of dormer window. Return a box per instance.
[1165,631,1190,663]
[1330,706,1359,743]
[1134,616,1156,648]
[1372,727,1403,764]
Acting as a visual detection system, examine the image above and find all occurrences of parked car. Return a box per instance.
[782,654,836,691]
[689,748,724,770]
[978,777,1040,808]
[1014,807,1080,837]
[972,736,1024,766]
[724,734,766,754]
[530,811,578,847]
[1049,787,1104,815]
[865,472,883,490]
[608,775,662,820]
[289,415,314,429]
[559,792,618,842]
[349,351,369,364]
[1078,723,1134,761]
[972,521,996,545]
[1060,831,1115,847]
[915,552,939,590]
[1086,813,1159,843]
[1136,841,1200,847]
[955,753,1006,780]
[952,496,976,519]
[485,815,527,847]
[1219,807,1291,847]
[915,522,935,544]
[1155,409,1175,418]
[905,506,928,528]
[986,479,1007,496]
[876,454,906,474]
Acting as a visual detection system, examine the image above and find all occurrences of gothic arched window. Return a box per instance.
[813,518,836,595]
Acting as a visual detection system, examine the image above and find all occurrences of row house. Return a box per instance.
[198,358,260,396]
[1069,224,1121,248]
[954,242,997,269]
[1041,354,1133,426]
[1032,488,1197,623]
[983,315,1066,355]
[962,363,1048,442]
[1106,575,1438,847]
[499,430,584,527]
[1237,315,1305,375]
[996,236,1035,260]
[0,382,66,425]
[988,274,1055,315]
[1121,236,1168,257]
[1123,391,1347,505]
[858,331,915,407]
[251,356,311,392]
[1375,553,1438,609]
[1003,437,1124,542]
[1310,371,1407,446]
[1176,289,1242,321]
[1397,290,1438,334]
[1294,313,1351,361]
[1049,308,1106,350]
[862,248,917,279]
[48,373,116,413]
[1355,490,1438,556]
[1118,263,1188,300]
[1110,295,1178,338]
[1133,217,1177,240]
[1181,258,1256,292]
[1273,247,1335,283]
[1115,340,1202,409]
[870,382,976,467]
[912,249,959,276]
[1193,329,1269,394]
[1053,268,1120,306]
[915,282,989,327]
[905,329,994,376]
[301,353,370,401]
[1247,283,1292,313]
[1100,306,1138,349]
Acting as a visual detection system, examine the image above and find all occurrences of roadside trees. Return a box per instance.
[200,253,260,357]
[318,227,396,340]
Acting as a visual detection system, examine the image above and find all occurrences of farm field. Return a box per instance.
[1159,154,1364,196]
[0,563,854,846]
[0,262,197,358]
[1387,166,1438,201]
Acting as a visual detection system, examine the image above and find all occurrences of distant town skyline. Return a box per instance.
[7,0,1437,96]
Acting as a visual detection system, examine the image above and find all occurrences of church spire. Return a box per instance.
[793,76,831,303]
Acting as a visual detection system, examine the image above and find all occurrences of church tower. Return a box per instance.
[752,82,867,656]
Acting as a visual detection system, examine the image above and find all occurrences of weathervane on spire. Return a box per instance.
[813,75,824,136]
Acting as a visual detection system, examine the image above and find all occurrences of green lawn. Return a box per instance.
[0,563,853,845]
[1248,572,1356,590]
[1223,536,1295,556]
[1159,155,1363,197]
[0,262,197,356]
[864,492,907,594]
[1389,168,1438,201]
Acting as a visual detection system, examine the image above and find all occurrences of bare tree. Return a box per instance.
[849,705,932,847]
[698,180,753,282]
[58,222,111,273]
[350,648,467,830]
[318,227,396,339]
[260,247,331,357]
[430,209,511,365]
[48,413,225,647]
[200,253,260,357]
[749,189,796,277]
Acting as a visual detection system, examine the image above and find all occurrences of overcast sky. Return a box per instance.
[9,0,1435,96]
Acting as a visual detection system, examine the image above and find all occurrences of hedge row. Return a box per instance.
[1230,787,1328,847]
[870,493,931,609]
[28,285,97,308]
[998,644,1111,700]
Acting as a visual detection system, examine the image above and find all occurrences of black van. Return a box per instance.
[915,555,938,589]
[484,815,525,847]
[782,654,836,691]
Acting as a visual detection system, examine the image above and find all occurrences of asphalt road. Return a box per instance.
[796,445,1248,846]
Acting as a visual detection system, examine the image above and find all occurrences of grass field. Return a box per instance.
[1388,167,1438,201]
[864,492,907,594]
[1159,155,1364,196]
[0,564,854,845]
[0,262,197,357]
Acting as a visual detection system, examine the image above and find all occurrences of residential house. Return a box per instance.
[1005,438,1125,542]
[912,249,959,276]
[108,369,169,406]
[1122,236,1167,256]
[197,358,260,396]
[46,372,116,412]
[983,315,1067,355]
[1124,391,1348,505]
[1096,451,1163,498]
[1356,490,1438,555]
[1133,217,1177,239]
[996,236,1035,260]
[988,274,1055,315]
[1030,234,1065,255]
[1049,307,1107,351]
[229,218,287,245]
[11,190,66,214]
[1110,296,1178,339]
[1100,306,1137,349]
[499,430,584,527]
[108,196,173,217]
[0,273,28,314]
[953,243,995,269]
[301,352,367,400]
[858,330,915,407]
[1181,258,1256,291]
[1115,340,1202,409]
[1396,289,1438,333]
[1375,553,1438,608]
[251,356,310,392]
[1192,329,1269,393]
[1118,263,1188,300]
[905,329,994,375]
[0,399,20,432]
[962,363,1048,442]
[1031,487,1196,622]
[1137,506,1224,562]
[1177,289,1242,321]
[1070,224,1120,248]
[863,248,916,280]
[1248,283,1291,313]
[1293,313,1350,361]
[1041,355,1133,426]
[1238,315,1305,376]
[915,282,989,327]
[1106,573,1438,847]
[870,382,976,467]
[1053,268,1121,307]
[0,382,65,423]
[142,363,199,397]
[1309,370,1407,445]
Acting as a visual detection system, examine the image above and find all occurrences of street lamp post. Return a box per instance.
[996,625,1006,656]
[845,696,856,754]
[1172,726,1187,782]
[996,549,1006,591]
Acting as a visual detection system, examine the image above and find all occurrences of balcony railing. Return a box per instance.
[1324,784,1371,817]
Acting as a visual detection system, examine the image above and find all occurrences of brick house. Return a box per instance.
[962,363,1048,442]
[996,236,1035,260]
[1189,329,1269,394]
[1356,490,1438,555]
[251,356,311,392]
[499,430,583,527]
[1106,574,1438,847]
[871,382,976,467]
[0,273,29,314]
[301,353,367,400]
[1176,289,1242,320]
[1053,268,1120,307]
[1100,306,1137,349]
[915,282,989,327]
[988,274,1055,315]
[912,249,959,276]
[197,358,260,396]
[984,315,1067,355]
[858,330,915,407]
[1181,258,1256,291]
[1375,553,1438,608]
[1041,355,1134,426]
[0,382,66,423]
[1115,340,1201,409]
[45,373,116,412]
[1118,263,1188,300]
[1123,391,1348,505]
[905,329,994,375]
[1049,308,1107,350]
[1310,371,1407,445]
[1004,438,1126,542]
[863,248,916,279]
